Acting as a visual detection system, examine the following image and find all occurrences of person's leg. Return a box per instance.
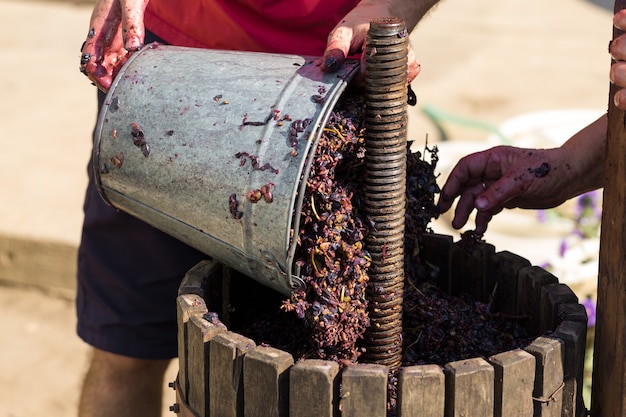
[76,31,205,417]
[79,349,171,417]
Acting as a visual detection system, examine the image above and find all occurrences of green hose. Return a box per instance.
[421,103,511,144]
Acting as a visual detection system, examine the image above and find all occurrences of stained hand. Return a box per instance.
[79,0,149,91]
[611,9,626,110]
[319,1,421,85]
[437,146,572,235]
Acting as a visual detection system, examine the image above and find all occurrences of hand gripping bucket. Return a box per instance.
[93,44,359,295]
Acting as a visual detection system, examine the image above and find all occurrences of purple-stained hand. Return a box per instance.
[79,0,149,92]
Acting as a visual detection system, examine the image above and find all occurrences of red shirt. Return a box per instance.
[144,0,360,56]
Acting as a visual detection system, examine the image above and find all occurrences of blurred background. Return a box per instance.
[0,0,612,415]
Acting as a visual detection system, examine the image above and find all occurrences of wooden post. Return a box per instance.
[591,1,626,415]
[209,332,256,417]
[396,365,445,417]
[444,358,495,417]
[340,364,389,417]
[488,349,535,417]
[525,337,564,417]
[289,360,339,417]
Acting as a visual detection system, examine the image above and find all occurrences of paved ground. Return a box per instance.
[0,0,612,415]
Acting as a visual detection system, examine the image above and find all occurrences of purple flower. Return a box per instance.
[536,210,548,223]
[583,296,596,327]
[575,192,597,217]
[574,191,602,238]
[559,239,568,258]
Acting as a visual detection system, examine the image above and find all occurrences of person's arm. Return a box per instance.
[321,0,442,82]
[437,115,607,234]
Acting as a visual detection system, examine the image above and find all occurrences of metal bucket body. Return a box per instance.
[94,44,359,295]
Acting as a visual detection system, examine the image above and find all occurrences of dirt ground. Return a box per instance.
[0,0,612,415]
[0,284,179,417]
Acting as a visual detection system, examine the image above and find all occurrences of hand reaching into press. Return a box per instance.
[437,116,607,235]
[438,146,577,235]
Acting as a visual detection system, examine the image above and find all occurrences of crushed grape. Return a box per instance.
[237,91,533,414]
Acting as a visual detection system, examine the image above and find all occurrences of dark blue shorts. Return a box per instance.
[76,31,207,359]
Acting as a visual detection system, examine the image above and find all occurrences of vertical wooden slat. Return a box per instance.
[450,241,495,300]
[524,336,564,417]
[219,265,232,327]
[539,284,579,335]
[289,359,339,417]
[177,293,209,400]
[556,304,589,414]
[340,364,389,417]
[397,364,445,417]
[516,266,559,335]
[209,331,256,417]
[419,233,453,292]
[556,303,588,325]
[488,251,531,315]
[444,357,494,417]
[552,321,587,417]
[243,346,294,417]
[450,242,471,297]
[178,259,221,297]
[489,348,535,417]
[187,314,227,417]
[475,242,496,302]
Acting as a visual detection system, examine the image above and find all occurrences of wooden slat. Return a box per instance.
[219,266,233,327]
[419,233,453,292]
[444,357,494,417]
[539,284,578,334]
[209,331,256,417]
[177,293,209,399]
[524,336,564,417]
[516,266,559,335]
[475,242,496,302]
[450,241,495,300]
[178,259,221,297]
[488,251,531,315]
[555,302,588,415]
[243,346,294,417]
[489,348,535,417]
[396,364,445,417]
[591,3,626,414]
[450,242,471,297]
[552,321,587,417]
[556,302,588,325]
[340,364,389,417]
[289,359,339,417]
[187,314,227,417]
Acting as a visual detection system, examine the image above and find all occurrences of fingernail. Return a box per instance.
[324,56,339,71]
[475,196,489,210]
[407,85,417,106]
[126,37,141,51]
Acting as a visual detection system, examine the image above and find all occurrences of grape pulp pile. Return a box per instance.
[238,90,533,377]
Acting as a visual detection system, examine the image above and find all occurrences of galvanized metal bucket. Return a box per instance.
[94,44,359,295]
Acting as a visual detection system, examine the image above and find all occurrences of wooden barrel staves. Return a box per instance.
[171,233,588,417]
